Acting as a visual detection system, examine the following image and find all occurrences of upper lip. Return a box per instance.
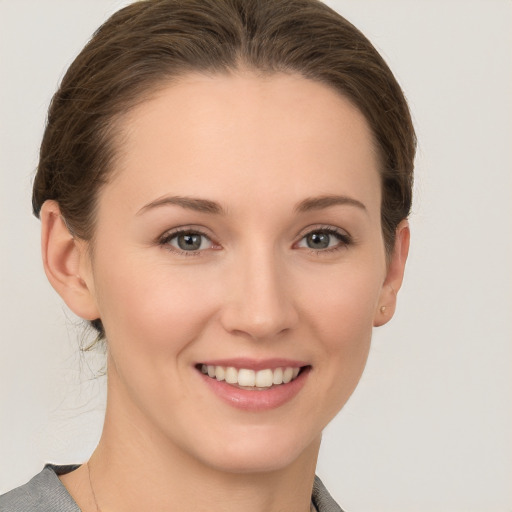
[196,358,309,371]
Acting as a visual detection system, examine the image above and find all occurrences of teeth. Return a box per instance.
[225,367,238,384]
[272,367,283,385]
[255,369,273,388]
[215,366,225,381]
[283,367,294,383]
[200,365,302,388]
[238,369,255,387]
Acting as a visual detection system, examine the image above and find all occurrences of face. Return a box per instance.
[74,71,402,473]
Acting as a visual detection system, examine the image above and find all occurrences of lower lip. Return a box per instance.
[198,367,310,411]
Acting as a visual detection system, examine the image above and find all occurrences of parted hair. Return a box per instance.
[32,0,416,339]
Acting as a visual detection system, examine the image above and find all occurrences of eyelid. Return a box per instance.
[156,224,352,255]
[294,224,352,241]
[158,225,220,255]
[158,224,214,241]
[293,224,353,253]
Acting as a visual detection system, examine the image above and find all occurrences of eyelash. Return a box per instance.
[158,226,352,256]
[159,227,215,257]
[295,226,352,255]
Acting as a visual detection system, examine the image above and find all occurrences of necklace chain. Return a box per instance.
[87,461,102,512]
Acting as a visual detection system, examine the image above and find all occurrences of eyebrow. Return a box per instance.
[137,193,366,216]
[294,194,367,213]
[137,196,225,215]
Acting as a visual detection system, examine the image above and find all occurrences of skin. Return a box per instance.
[41,71,409,512]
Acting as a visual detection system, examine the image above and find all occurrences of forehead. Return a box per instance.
[107,71,381,215]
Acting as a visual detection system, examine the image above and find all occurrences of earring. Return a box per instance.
[380,306,386,314]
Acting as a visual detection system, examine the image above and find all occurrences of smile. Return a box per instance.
[199,364,302,389]
[196,359,311,410]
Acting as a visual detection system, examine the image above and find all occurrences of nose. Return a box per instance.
[219,247,299,341]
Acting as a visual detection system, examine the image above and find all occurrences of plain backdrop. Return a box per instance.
[1,1,511,510]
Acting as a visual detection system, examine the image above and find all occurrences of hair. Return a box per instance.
[32,0,416,340]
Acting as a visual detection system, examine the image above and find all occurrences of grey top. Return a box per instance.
[0,465,344,512]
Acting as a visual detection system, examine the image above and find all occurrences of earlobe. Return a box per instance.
[374,220,410,327]
[40,200,100,321]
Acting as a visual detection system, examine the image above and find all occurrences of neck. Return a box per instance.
[85,384,320,512]
[90,425,319,512]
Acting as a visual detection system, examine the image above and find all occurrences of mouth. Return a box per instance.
[196,364,306,390]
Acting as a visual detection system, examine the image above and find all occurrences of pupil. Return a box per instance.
[307,232,329,249]
[178,234,201,250]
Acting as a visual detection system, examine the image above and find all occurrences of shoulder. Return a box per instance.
[312,475,345,512]
[0,465,81,512]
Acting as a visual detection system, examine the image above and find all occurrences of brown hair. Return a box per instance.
[33,0,416,338]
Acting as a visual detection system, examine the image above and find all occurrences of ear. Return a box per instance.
[40,200,100,321]
[374,219,410,327]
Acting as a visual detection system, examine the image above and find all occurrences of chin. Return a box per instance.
[183,424,321,475]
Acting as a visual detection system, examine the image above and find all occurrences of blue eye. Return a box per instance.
[297,229,350,251]
[162,231,213,252]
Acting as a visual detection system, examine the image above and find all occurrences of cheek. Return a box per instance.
[301,262,382,347]
[93,258,222,357]
[298,265,382,415]
[312,281,375,383]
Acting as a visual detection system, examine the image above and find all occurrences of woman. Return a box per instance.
[1,0,415,510]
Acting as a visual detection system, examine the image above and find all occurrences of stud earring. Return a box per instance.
[380,306,386,314]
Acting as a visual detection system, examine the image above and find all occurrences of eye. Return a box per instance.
[296,228,351,252]
[161,230,214,253]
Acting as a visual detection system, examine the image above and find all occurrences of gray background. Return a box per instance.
[1,1,511,510]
